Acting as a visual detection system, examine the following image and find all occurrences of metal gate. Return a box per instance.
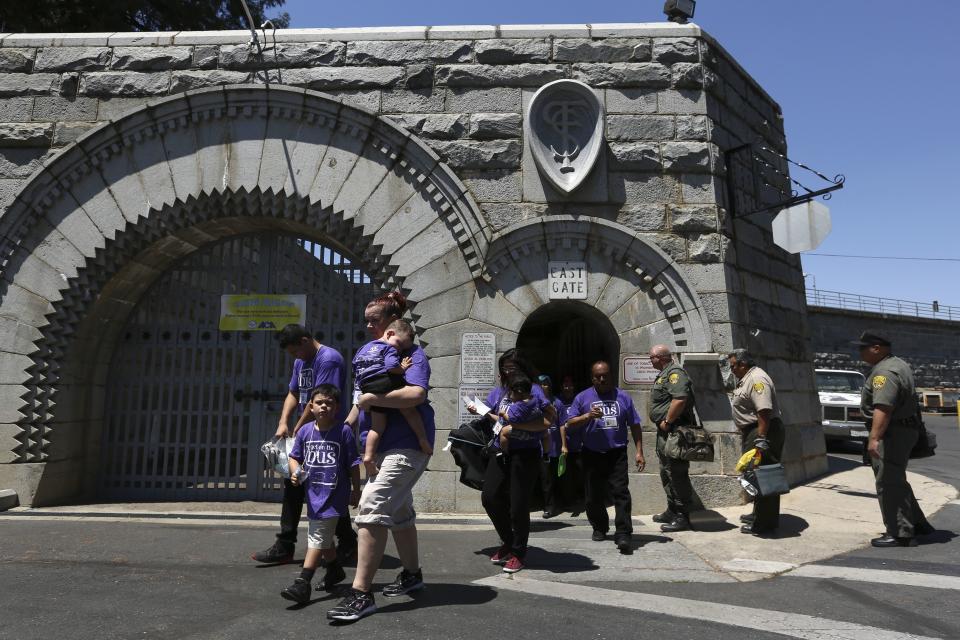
[100,234,378,501]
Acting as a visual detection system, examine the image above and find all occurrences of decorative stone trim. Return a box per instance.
[0,85,488,462]
[484,216,711,350]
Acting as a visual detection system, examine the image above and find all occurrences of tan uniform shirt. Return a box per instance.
[731,366,780,429]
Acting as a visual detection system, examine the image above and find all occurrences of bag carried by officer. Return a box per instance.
[661,401,715,462]
[663,424,715,462]
[740,463,790,498]
[910,416,937,459]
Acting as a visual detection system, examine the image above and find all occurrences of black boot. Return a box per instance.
[660,514,690,533]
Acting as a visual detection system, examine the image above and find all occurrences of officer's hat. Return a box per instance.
[849,331,891,347]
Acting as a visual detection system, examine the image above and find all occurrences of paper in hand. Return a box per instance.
[462,395,492,416]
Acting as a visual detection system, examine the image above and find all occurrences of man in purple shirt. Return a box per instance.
[565,361,645,553]
[251,324,357,565]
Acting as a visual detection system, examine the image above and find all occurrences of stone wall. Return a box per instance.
[809,306,960,388]
[0,24,826,509]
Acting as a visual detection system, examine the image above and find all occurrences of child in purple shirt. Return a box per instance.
[281,384,361,604]
[353,319,432,476]
[497,374,545,453]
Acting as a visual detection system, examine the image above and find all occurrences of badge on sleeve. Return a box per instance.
[873,375,887,389]
[752,382,765,394]
[669,373,679,384]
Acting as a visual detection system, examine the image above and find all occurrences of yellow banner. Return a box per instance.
[219,294,306,331]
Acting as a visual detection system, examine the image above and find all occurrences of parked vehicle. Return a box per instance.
[815,369,869,442]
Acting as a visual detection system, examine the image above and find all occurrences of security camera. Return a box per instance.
[663,0,696,24]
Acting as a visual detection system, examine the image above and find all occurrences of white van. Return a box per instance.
[815,369,868,441]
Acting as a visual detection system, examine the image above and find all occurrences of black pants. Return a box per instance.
[559,451,586,513]
[277,478,357,547]
[741,419,786,531]
[540,456,560,513]
[582,447,633,536]
[481,449,540,558]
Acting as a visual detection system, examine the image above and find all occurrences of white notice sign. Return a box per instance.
[458,385,493,427]
[460,333,496,385]
[548,261,587,300]
[622,356,659,385]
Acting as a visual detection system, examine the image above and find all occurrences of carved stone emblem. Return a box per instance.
[526,79,604,194]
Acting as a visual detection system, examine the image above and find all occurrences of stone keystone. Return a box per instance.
[525,79,604,194]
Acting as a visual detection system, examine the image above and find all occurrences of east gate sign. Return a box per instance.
[548,261,587,299]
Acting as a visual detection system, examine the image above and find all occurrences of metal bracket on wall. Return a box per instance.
[723,141,845,219]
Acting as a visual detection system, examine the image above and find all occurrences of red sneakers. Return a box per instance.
[490,545,511,565]
[502,555,525,573]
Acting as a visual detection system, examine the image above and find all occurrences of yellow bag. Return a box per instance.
[735,448,761,473]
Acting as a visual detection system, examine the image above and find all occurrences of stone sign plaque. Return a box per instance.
[622,356,658,385]
[460,332,496,385]
[458,384,492,428]
[526,79,604,194]
[548,261,587,300]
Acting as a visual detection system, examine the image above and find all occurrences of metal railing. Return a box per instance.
[806,289,960,321]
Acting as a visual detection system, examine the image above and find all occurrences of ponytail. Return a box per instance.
[367,290,408,321]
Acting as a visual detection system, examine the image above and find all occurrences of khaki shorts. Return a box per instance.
[355,449,430,530]
[307,517,339,550]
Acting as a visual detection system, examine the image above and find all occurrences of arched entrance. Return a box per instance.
[0,85,487,506]
[517,301,620,392]
[100,233,378,501]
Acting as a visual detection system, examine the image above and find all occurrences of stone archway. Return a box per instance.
[517,301,621,392]
[0,85,487,505]
[468,216,713,359]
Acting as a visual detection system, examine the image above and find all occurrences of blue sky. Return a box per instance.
[282,1,960,306]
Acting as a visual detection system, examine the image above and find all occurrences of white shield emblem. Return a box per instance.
[526,80,604,194]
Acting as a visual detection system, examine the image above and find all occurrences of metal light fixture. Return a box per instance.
[663,0,696,24]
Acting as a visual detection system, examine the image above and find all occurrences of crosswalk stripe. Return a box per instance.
[788,564,960,590]
[473,575,942,640]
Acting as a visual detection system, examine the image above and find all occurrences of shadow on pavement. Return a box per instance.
[920,529,958,545]
[529,521,575,533]
[766,514,809,539]
[475,545,599,574]
[689,509,738,532]
[375,582,498,614]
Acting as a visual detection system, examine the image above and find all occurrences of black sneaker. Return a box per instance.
[280,578,312,604]
[319,562,347,591]
[381,568,425,598]
[252,541,295,564]
[591,530,607,542]
[327,588,377,622]
[615,534,632,553]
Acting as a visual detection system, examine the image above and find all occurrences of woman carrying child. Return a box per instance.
[469,349,556,574]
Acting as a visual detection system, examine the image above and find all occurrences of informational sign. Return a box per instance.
[219,294,306,331]
[460,332,496,385]
[458,385,493,428]
[548,261,587,299]
[622,356,658,385]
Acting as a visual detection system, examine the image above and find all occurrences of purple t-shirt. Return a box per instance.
[289,345,347,421]
[546,397,565,458]
[289,422,360,519]
[568,387,642,452]
[556,396,582,452]
[358,344,435,452]
[486,384,550,452]
[352,339,401,386]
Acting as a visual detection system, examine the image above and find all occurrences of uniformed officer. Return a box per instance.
[728,348,786,535]
[854,331,934,547]
[648,345,697,533]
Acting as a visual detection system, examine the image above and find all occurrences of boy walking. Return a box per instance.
[281,385,361,604]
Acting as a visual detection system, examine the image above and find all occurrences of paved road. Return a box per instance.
[2,415,958,639]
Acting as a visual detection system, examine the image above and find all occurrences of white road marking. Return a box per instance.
[788,564,960,590]
[473,575,942,640]
[721,558,798,574]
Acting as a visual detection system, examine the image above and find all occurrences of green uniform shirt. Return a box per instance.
[861,355,917,421]
[649,362,695,425]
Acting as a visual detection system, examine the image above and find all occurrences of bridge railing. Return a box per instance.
[806,289,960,321]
